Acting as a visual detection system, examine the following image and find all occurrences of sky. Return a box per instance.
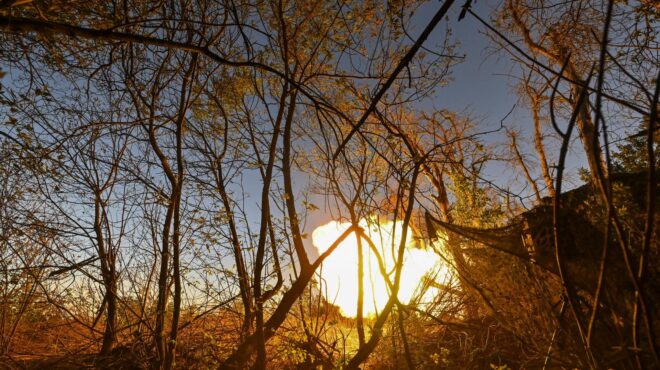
[434,0,516,122]
[432,0,592,189]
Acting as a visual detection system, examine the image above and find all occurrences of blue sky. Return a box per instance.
[420,0,589,192]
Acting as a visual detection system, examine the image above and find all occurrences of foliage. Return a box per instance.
[0,0,657,369]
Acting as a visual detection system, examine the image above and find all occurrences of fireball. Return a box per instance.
[311,217,448,317]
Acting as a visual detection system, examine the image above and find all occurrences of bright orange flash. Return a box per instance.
[311,217,447,317]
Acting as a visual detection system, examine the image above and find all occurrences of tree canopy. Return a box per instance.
[0,0,658,369]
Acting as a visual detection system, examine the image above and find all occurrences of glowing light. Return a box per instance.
[312,217,446,317]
